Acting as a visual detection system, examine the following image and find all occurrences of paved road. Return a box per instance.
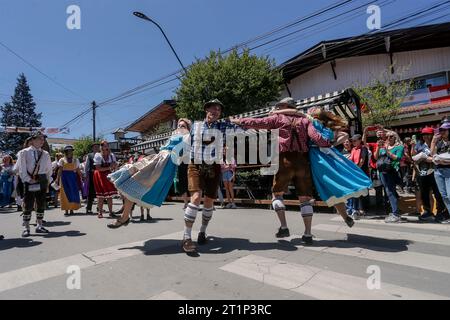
[0,203,449,300]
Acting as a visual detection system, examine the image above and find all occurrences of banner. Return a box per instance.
[0,126,70,135]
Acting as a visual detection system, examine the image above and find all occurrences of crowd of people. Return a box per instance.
[1,99,450,251]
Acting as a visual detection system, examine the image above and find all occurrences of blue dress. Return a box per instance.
[108,134,186,208]
[309,120,372,207]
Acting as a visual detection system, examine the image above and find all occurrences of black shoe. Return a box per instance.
[345,216,355,228]
[434,213,446,223]
[17,205,22,212]
[146,214,152,221]
[64,211,70,217]
[109,212,118,218]
[36,226,49,234]
[197,232,207,245]
[419,212,434,222]
[22,229,30,237]
[301,235,313,245]
[86,209,93,215]
[0,235,4,240]
[140,214,145,222]
[275,227,290,238]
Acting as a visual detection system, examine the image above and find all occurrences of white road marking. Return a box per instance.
[0,231,183,293]
[314,223,450,246]
[220,254,448,300]
[148,290,188,300]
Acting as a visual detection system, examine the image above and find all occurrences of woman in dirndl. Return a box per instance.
[93,141,118,218]
[107,118,191,228]
[56,146,82,216]
[306,108,372,218]
[271,107,372,226]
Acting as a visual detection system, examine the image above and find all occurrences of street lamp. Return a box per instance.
[133,11,187,74]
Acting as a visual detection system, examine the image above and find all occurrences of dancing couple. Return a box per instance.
[107,98,371,253]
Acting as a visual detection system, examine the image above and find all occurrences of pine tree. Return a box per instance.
[0,73,42,153]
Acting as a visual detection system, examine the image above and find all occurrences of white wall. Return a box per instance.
[285,47,450,100]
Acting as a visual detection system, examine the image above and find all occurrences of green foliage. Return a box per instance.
[353,67,413,128]
[0,74,42,153]
[73,135,102,159]
[175,49,283,120]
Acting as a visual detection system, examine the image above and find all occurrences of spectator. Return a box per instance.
[363,125,399,213]
[431,121,450,224]
[346,134,369,219]
[375,132,404,223]
[341,138,353,159]
[221,148,237,209]
[84,142,101,215]
[412,127,448,223]
[400,137,414,194]
[0,155,15,208]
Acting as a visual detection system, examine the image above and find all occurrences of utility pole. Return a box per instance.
[92,101,97,141]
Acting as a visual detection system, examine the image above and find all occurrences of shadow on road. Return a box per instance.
[0,207,19,215]
[118,235,298,257]
[130,218,174,224]
[34,230,87,239]
[288,234,411,253]
[0,238,42,251]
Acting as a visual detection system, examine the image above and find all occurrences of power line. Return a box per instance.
[0,41,88,101]
[57,0,360,130]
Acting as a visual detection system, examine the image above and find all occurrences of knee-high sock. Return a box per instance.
[200,207,214,233]
[300,201,314,218]
[272,196,286,213]
[184,203,199,239]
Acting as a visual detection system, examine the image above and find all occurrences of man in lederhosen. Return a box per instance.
[18,131,52,237]
[182,99,238,253]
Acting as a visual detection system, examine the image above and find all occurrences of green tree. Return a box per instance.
[73,135,101,159]
[0,74,42,153]
[353,67,413,128]
[175,49,283,120]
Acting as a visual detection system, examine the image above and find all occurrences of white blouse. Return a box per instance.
[93,153,116,166]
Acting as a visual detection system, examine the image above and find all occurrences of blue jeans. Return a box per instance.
[434,168,450,213]
[346,198,361,213]
[0,175,13,206]
[380,171,401,216]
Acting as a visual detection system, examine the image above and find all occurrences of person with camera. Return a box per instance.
[375,132,404,223]
[17,131,52,237]
[411,127,448,223]
[430,121,450,224]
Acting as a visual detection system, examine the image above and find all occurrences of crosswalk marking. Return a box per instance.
[0,231,183,293]
[330,217,450,231]
[148,290,188,300]
[220,254,448,299]
[295,238,450,274]
[314,224,450,246]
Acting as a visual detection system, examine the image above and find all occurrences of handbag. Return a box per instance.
[376,154,394,173]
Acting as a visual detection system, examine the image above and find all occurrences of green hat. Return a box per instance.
[203,99,224,110]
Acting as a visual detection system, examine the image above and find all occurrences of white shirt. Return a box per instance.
[58,157,80,169]
[18,146,52,183]
[93,153,116,167]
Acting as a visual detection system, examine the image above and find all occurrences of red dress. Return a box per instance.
[93,153,117,198]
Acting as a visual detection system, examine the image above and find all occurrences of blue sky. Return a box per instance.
[0,0,448,140]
